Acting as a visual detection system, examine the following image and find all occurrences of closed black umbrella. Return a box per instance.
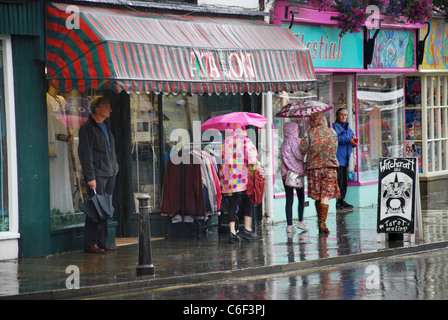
[80,189,114,222]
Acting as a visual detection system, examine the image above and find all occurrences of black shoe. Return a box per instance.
[242,228,257,241]
[336,200,344,211]
[342,201,353,209]
[229,232,240,244]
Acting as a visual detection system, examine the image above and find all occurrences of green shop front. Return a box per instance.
[0,0,47,260]
[45,2,316,252]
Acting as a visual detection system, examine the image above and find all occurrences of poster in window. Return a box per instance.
[377,158,417,234]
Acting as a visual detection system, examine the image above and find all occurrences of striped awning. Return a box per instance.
[46,2,316,94]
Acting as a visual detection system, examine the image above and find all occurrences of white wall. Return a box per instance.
[198,0,259,10]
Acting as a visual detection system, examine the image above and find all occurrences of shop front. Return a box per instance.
[0,0,46,260]
[271,2,423,221]
[406,17,448,201]
[45,2,316,250]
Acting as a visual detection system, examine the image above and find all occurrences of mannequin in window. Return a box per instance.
[47,81,75,214]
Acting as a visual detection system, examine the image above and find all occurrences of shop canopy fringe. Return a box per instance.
[46,2,316,95]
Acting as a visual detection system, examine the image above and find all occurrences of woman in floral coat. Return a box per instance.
[300,112,340,233]
[220,123,258,243]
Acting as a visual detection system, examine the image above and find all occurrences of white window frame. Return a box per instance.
[0,35,20,245]
[421,74,448,176]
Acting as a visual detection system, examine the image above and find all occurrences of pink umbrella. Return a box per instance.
[275,100,332,118]
[200,112,268,130]
[56,115,88,129]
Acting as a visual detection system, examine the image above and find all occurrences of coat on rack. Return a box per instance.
[161,153,206,216]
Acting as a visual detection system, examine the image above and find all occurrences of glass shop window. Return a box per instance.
[130,92,161,213]
[0,40,8,232]
[162,93,248,162]
[160,93,253,207]
[423,75,448,173]
[405,76,423,173]
[47,85,97,228]
[357,75,405,182]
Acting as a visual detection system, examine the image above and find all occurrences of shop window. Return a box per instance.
[162,93,249,159]
[0,40,8,231]
[405,76,423,173]
[47,86,96,228]
[130,92,161,212]
[160,93,254,208]
[357,75,405,182]
[421,75,448,174]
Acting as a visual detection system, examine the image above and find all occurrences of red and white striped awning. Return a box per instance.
[46,2,316,94]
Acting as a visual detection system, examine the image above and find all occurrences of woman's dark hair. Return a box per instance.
[90,96,108,114]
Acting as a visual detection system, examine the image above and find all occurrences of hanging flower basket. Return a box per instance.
[307,0,434,37]
[400,0,433,24]
[308,0,334,11]
[433,0,448,21]
[336,0,369,37]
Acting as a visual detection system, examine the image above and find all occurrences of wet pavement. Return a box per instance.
[1,204,448,299]
[89,247,448,300]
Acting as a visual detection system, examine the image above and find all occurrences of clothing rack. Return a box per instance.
[164,141,221,239]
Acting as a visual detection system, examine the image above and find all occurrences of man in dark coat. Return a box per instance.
[78,97,119,253]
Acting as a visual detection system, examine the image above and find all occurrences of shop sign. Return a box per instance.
[190,49,256,81]
[369,30,415,68]
[288,24,363,69]
[377,157,418,234]
[421,19,448,69]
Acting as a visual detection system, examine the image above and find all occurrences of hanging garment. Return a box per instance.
[160,153,206,216]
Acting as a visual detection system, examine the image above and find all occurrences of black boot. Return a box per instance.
[342,200,353,209]
[336,199,344,211]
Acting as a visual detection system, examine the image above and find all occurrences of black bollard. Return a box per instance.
[136,194,155,276]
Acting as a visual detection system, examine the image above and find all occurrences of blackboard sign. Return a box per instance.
[377,158,418,234]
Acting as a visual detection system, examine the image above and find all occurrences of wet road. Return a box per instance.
[84,247,448,300]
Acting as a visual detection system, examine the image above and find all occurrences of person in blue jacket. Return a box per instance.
[333,107,358,211]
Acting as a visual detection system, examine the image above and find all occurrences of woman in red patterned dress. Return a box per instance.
[300,112,340,233]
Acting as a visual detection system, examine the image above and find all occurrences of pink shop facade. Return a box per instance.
[270,2,426,212]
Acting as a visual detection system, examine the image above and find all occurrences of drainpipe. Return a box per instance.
[261,0,277,225]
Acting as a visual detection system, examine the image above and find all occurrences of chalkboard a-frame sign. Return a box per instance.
[377,158,418,234]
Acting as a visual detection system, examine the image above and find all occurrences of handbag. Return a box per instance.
[246,166,265,205]
[285,170,304,188]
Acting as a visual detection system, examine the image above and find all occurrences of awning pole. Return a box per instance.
[262,92,274,225]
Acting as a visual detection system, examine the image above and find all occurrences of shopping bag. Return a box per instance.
[246,168,265,205]
[80,189,114,222]
[285,170,304,188]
